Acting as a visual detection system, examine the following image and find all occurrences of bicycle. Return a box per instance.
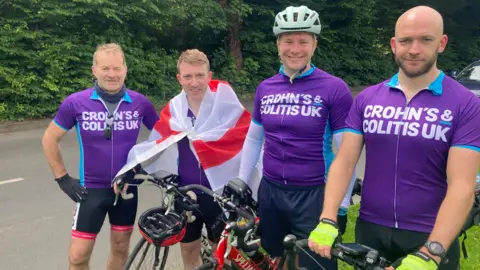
[191,177,391,270]
[119,173,213,270]
[189,179,317,270]
[180,179,261,270]
[121,172,369,270]
[195,221,391,270]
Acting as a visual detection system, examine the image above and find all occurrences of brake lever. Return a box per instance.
[113,178,124,206]
[113,178,134,206]
[117,172,157,206]
[164,192,175,215]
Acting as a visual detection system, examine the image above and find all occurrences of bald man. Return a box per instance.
[307,5,480,270]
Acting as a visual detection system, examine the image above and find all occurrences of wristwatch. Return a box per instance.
[424,241,446,258]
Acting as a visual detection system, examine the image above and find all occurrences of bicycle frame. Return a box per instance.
[212,217,277,270]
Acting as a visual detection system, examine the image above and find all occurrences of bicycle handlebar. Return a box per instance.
[330,242,389,270]
[116,173,259,251]
[279,234,390,270]
[178,184,256,234]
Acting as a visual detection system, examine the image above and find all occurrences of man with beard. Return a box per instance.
[308,5,480,270]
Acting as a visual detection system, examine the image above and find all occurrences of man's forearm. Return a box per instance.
[42,137,68,178]
[321,158,356,221]
[427,184,475,251]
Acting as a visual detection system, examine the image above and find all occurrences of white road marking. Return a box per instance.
[0,178,25,185]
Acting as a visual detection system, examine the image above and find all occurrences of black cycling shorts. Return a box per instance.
[258,177,337,270]
[180,193,224,244]
[71,186,138,240]
[355,218,460,270]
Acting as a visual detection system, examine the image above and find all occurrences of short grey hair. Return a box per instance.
[92,43,127,66]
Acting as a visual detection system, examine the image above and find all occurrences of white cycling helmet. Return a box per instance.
[273,6,322,36]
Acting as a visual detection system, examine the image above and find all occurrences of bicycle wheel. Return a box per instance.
[124,237,170,270]
[194,262,234,270]
[200,226,212,263]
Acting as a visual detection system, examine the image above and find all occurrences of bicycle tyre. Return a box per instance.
[195,262,234,270]
[200,227,212,263]
[124,237,170,270]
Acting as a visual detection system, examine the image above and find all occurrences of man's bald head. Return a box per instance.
[395,6,444,37]
[390,5,448,78]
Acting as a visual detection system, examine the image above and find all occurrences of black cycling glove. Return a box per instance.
[55,173,88,202]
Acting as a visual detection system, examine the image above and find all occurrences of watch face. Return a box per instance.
[429,242,445,255]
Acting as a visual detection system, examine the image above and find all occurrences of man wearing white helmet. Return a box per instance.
[239,5,357,269]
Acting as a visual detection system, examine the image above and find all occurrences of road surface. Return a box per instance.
[0,100,366,270]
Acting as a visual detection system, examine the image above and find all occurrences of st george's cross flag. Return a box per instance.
[113,80,262,195]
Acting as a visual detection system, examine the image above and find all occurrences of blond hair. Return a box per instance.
[92,43,127,66]
[177,49,210,72]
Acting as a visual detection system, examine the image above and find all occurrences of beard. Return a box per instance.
[395,52,437,78]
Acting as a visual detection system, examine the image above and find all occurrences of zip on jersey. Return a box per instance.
[78,90,132,185]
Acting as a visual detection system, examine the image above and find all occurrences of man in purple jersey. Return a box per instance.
[170,49,225,270]
[239,5,358,270]
[42,43,158,270]
[309,6,480,270]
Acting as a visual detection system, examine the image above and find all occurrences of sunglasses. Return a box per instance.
[104,115,114,140]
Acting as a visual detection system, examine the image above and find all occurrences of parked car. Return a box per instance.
[448,60,480,97]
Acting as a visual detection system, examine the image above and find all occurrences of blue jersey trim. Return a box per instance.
[452,145,480,152]
[279,64,316,79]
[252,119,262,126]
[344,128,363,135]
[439,120,452,126]
[338,208,348,216]
[333,128,349,135]
[75,123,85,186]
[123,91,132,103]
[90,90,100,100]
[427,72,445,95]
[53,119,69,132]
[385,71,444,96]
[323,120,335,180]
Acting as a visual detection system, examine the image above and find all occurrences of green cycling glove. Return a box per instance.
[396,252,438,270]
[308,218,339,247]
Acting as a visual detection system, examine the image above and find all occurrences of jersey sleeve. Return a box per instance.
[53,95,77,131]
[451,96,480,151]
[344,92,366,135]
[329,80,353,133]
[252,85,262,125]
[142,97,160,130]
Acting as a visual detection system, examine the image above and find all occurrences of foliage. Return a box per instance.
[0,0,479,120]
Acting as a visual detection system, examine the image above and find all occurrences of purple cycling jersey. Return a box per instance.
[253,65,353,186]
[345,71,480,233]
[177,109,211,189]
[53,87,158,188]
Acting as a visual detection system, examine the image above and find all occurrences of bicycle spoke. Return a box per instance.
[159,246,169,269]
[136,243,151,269]
[129,242,165,270]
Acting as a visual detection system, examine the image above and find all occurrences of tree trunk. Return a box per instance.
[219,0,244,71]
